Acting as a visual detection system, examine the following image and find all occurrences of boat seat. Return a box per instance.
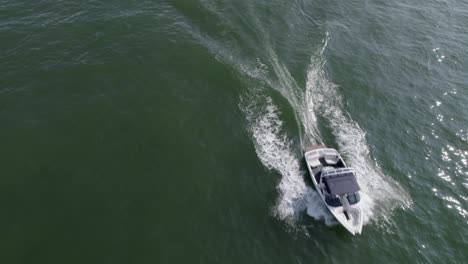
[309,158,321,168]
[324,155,339,165]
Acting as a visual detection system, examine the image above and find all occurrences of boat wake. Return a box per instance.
[303,39,411,224]
[239,36,410,227]
[171,1,410,228]
[240,92,335,225]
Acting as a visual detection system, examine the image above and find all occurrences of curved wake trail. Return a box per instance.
[305,42,411,223]
[239,36,410,225]
[240,93,333,224]
[171,1,410,226]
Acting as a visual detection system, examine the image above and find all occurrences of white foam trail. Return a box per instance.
[305,40,411,222]
[261,42,322,146]
[240,94,334,224]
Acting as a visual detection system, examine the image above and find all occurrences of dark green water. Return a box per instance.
[1,0,467,263]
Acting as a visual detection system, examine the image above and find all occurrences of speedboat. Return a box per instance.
[304,144,363,235]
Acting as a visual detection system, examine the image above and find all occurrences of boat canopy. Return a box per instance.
[322,168,360,195]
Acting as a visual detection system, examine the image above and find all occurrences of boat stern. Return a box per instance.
[304,144,327,154]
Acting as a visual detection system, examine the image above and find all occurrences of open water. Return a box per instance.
[1,0,467,263]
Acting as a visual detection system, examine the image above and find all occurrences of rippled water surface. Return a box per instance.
[1,0,467,263]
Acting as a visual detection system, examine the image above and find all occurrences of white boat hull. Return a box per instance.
[305,145,363,235]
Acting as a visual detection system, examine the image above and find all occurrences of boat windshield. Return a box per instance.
[346,192,361,205]
[325,194,343,207]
